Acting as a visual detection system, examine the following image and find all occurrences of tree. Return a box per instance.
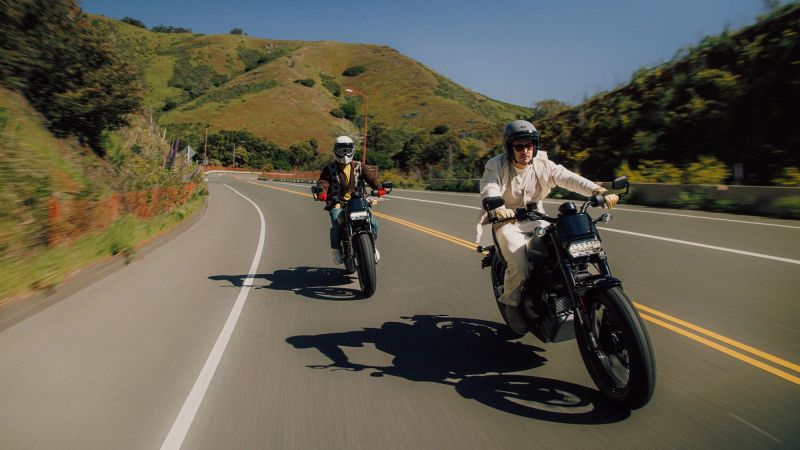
[120,16,146,28]
[151,25,192,33]
[0,0,142,153]
[529,99,570,122]
[230,27,244,35]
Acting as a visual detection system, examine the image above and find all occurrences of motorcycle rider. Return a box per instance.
[478,120,619,334]
[316,136,386,264]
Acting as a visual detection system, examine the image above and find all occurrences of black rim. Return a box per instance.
[587,302,630,390]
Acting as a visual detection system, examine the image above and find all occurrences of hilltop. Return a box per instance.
[90,15,531,148]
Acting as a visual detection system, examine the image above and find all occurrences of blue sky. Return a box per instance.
[81,0,774,107]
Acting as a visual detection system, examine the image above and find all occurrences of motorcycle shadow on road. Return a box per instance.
[209,266,365,301]
[286,315,629,424]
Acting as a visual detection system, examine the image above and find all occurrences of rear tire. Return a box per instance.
[353,233,377,298]
[575,286,655,409]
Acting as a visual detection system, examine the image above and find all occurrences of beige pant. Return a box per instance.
[495,220,549,306]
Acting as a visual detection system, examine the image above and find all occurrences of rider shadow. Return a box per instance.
[209,266,364,301]
[286,314,629,424]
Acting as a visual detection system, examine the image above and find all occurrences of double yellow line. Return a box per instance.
[251,181,800,386]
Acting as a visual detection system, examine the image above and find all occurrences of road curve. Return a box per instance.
[0,172,798,449]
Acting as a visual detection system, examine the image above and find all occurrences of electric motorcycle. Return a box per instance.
[312,181,392,297]
[478,176,655,409]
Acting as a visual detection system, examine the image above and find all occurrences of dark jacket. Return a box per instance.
[317,161,381,211]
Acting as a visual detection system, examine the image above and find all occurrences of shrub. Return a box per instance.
[121,17,146,28]
[230,28,244,35]
[320,73,341,96]
[330,108,345,118]
[618,160,682,183]
[772,167,800,186]
[342,65,367,76]
[341,99,358,120]
[684,155,730,184]
[771,196,800,219]
[294,78,315,88]
[432,125,450,135]
[151,25,192,33]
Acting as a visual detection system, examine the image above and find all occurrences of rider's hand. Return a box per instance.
[593,188,618,209]
[604,193,619,209]
[368,198,378,207]
[317,193,327,202]
[333,203,341,209]
[492,207,516,221]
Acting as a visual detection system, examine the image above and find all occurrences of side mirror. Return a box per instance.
[612,176,628,190]
[382,181,393,194]
[311,186,323,195]
[482,196,504,212]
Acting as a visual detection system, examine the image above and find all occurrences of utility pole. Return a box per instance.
[204,125,208,166]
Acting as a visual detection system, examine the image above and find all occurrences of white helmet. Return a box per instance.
[333,136,355,164]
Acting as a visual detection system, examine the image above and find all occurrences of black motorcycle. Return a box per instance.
[312,181,392,298]
[478,176,655,409]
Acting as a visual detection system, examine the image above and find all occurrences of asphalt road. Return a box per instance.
[1,172,798,449]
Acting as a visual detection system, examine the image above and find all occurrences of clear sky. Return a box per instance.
[81,0,774,107]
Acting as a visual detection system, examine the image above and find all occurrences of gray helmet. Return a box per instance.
[503,120,539,162]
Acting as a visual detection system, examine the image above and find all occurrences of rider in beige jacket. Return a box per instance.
[478,120,618,333]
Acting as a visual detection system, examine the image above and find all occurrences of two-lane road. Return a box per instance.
[1,173,797,449]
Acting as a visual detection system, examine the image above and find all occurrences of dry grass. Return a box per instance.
[95,15,530,147]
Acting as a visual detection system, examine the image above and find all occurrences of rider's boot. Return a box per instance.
[502,303,528,335]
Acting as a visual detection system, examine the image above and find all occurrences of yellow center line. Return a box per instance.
[635,303,800,374]
[640,313,800,385]
[251,180,800,385]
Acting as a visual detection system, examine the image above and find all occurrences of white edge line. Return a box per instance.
[258,181,799,265]
[728,412,782,444]
[599,227,800,265]
[160,184,266,450]
[578,203,800,229]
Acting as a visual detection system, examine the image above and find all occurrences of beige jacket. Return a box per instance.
[475,151,601,242]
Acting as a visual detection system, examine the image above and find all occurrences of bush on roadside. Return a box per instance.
[683,155,730,184]
[771,196,800,219]
[772,167,800,187]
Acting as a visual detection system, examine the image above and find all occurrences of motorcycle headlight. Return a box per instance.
[349,211,369,221]
[567,238,602,258]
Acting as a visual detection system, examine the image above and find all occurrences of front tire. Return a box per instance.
[490,251,526,338]
[353,233,377,298]
[575,286,655,409]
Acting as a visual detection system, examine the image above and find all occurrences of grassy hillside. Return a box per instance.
[536,3,800,185]
[0,86,206,301]
[92,16,530,148]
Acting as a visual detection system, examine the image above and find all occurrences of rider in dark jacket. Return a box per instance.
[316,136,385,263]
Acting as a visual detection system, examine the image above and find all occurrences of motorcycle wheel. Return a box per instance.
[491,252,525,338]
[353,233,377,298]
[575,286,655,410]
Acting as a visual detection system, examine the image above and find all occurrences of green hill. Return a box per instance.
[535,3,800,185]
[90,16,531,148]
